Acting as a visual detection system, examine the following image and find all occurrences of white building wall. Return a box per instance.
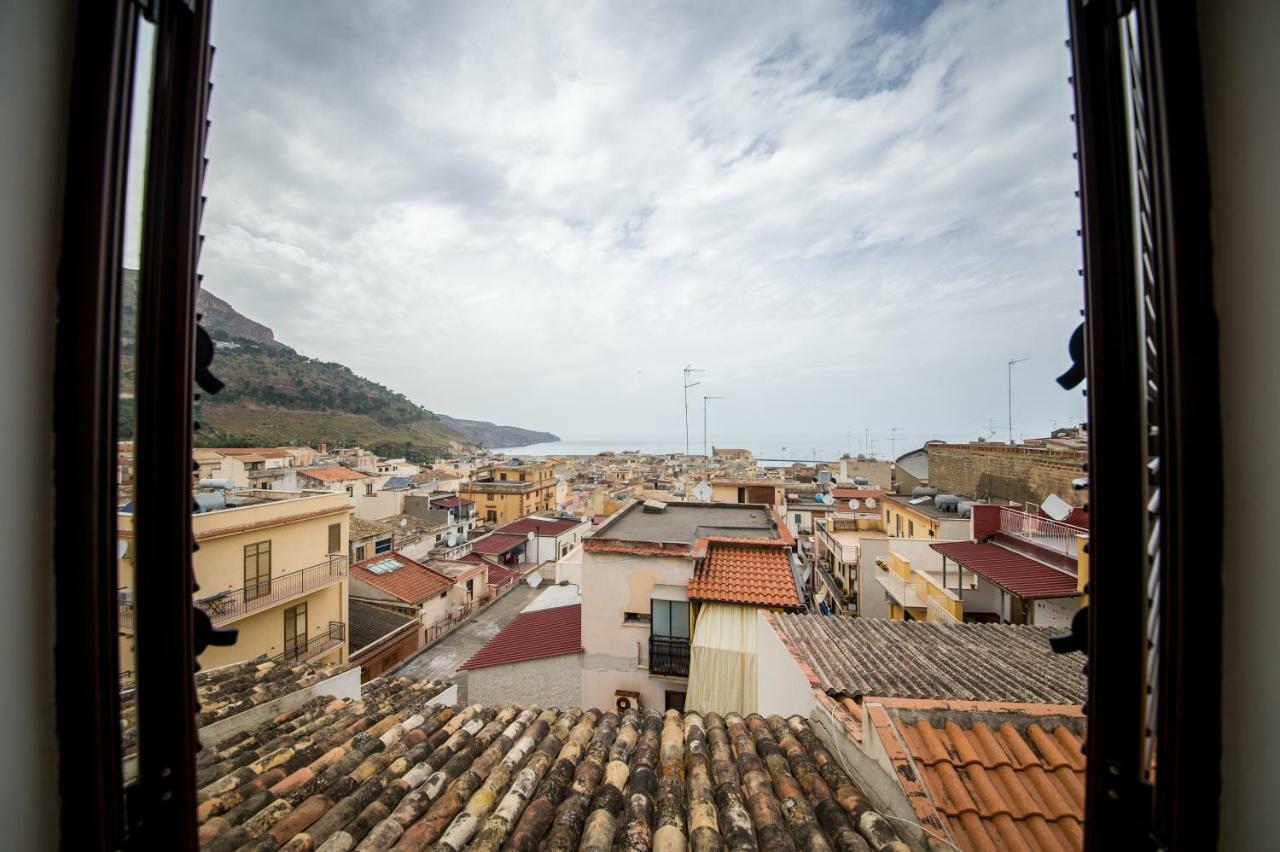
[580,549,695,711]
[755,612,816,718]
[1032,596,1081,630]
[858,537,892,620]
[463,653,583,707]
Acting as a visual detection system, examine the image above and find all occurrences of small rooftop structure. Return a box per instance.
[932,540,1080,599]
[494,516,584,537]
[297,466,370,483]
[592,501,778,546]
[349,552,453,604]
[458,604,582,671]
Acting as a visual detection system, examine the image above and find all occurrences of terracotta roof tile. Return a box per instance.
[688,541,802,609]
[831,487,883,501]
[932,541,1080,599]
[887,708,1086,851]
[458,604,581,670]
[468,532,527,556]
[349,552,454,604]
[495,516,583,537]
[194,682,907,852]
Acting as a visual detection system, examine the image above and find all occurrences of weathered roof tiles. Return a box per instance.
[195,687,909,851]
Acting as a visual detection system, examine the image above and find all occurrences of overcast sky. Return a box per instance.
[193,0,1085,445]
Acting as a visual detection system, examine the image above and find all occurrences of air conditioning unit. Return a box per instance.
[614,689,641,712]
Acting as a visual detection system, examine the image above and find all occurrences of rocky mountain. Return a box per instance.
[119,270,559,458]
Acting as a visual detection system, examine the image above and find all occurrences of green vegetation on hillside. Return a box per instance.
[117,270,558,457]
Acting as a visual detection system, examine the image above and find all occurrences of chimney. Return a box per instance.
[318,441,328,455]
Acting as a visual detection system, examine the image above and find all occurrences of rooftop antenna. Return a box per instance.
[890,426,900,460]
[682,365,704,457]
[702,395,723,458]
[1008,357,1029,444]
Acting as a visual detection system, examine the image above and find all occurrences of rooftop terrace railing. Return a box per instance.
[999,508,1086,558]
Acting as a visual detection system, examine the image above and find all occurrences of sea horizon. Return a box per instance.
[491,432,973,462]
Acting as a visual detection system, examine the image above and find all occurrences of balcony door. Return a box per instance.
[283,602,307,660]
[244,541,271,601]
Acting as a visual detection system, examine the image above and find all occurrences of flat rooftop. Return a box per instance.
[595,501,778,545]
[883,491,975,520]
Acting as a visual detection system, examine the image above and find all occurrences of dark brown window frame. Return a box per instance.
[1066,0,1222,847]
[51,0,1222,848]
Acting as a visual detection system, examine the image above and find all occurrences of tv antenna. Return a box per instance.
[682,365,703,456]
[1007,357,1028,444]
[702,395,723,458]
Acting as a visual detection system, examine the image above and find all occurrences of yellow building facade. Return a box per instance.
[460,462,556,525]
[118,489,350,678]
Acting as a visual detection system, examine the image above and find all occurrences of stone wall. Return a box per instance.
[462,652,582,707]
[928,443,1088,506]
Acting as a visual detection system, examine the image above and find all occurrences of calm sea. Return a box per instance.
[492,433,957,461]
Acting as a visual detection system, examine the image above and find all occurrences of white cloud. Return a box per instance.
[198,0,1085,443]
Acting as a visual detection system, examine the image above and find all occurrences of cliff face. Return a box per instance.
[435,415,559,449]
[196,289,278,347]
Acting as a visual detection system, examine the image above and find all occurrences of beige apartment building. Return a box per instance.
[459,460,556,524]
[118,489,350,677]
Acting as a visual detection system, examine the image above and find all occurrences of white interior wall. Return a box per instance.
[1200,1,1280,847]
[0,1,74,844]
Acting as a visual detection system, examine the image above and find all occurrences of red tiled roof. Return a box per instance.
[298,466,370,482]
[496,517,583,537]
[932,541,1080,599]
[458,604,581,671]
[872,704,1085,851]
[349,552,453,604]
[688,541,801,609]
[469,532,527,556]
[831,488,883,501]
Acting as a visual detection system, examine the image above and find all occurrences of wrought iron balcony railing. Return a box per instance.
[120,556,348,633]
[271,621,346,665]
[648,634,690,678]
[196,555,347,625]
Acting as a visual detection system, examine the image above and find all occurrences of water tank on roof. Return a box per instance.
[193,492,226,513]
[934,494,961,512]
[853,476,870,487]
[957,501,974,519]
[912,486,939,498]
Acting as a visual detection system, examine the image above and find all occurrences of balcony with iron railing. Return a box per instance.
[270,621,346,665]
[117,555,347,633]
[998,507,1086,560]
[648,634,690,678]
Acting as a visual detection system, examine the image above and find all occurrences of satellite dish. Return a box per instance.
[526,531,536,541]
[848,498,861,510]
[1042,493,1073,522]
[117,540,128,560]
[526,573,542,588]
[446,533,458,547]
[400,518,408,527]
[692,481,713,501]
[865,497,877,509]
[821,494,835,506]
